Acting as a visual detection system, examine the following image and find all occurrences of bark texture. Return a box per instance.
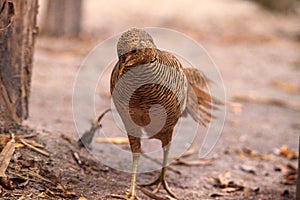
[0,0,38,127]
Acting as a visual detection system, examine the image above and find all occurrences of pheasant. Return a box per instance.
[110,28,222,199]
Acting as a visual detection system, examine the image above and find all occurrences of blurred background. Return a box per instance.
[31,0,300,134]
[26,0,299,198]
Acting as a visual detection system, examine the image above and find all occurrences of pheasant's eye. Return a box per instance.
[120,55,126,63]
[131,49,137,53]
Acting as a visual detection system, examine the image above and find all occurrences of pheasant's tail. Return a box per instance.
[183,68,224,127]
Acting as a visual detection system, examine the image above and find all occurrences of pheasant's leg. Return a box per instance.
[140,145,179,199]
[129,154,139,198]
[161,145,179,198]
[107,154,140,200]
[108,131,141,200]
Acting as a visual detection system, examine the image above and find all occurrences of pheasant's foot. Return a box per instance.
[139,177,160,188]
[106,194,139,200]
[139,177,179,199]
[106,189,140,200]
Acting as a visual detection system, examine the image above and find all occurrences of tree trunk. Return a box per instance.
[0,0,38,128]
[41,0,82,37]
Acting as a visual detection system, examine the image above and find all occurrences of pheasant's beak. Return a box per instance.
[124,58,137,67]
[118,64,126,77]
[118,58,135,76]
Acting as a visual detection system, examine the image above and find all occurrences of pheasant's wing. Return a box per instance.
[183,68,223,127]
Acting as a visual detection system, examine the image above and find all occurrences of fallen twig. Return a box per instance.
[26,170,54,184]
[8,170,35,182]
[170,148,214,166]
[95,137,129,145]
[15,132,40,139]
[19,138,50,157]
[21,138,44,148]
[174,158,213,166]
[72,151,82,166]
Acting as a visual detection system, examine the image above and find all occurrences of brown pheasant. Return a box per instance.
[110,28,221,199]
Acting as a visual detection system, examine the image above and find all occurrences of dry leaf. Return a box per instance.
[218,172,231,187]
[0,176,14,189]
[0,137,15,177]
[78,197,87,200]
[279,145,298,159]
[275,163,297,174]
[96,137,129,144]
[281,173,297,185]
[213,172,231,188]
[212,172,245,195]
[241,147,274,161]
[274,163,297,185]
[211,172,256,196]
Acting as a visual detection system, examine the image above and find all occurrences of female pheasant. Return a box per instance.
[110,28,221,199]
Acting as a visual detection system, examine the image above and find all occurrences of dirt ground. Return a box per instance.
[1,0,300,199]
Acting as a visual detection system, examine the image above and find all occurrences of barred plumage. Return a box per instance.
[111,48,187,141]
[109,28,221,200]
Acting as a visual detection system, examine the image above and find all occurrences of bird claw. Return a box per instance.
[139,177,160,188]
[139,186,165,200]
[106,193,140,200]
[139,178,180,199]
[106,195,139,200]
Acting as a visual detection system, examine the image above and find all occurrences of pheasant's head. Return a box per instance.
[117,28,156,57]
[117,28,157,68]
